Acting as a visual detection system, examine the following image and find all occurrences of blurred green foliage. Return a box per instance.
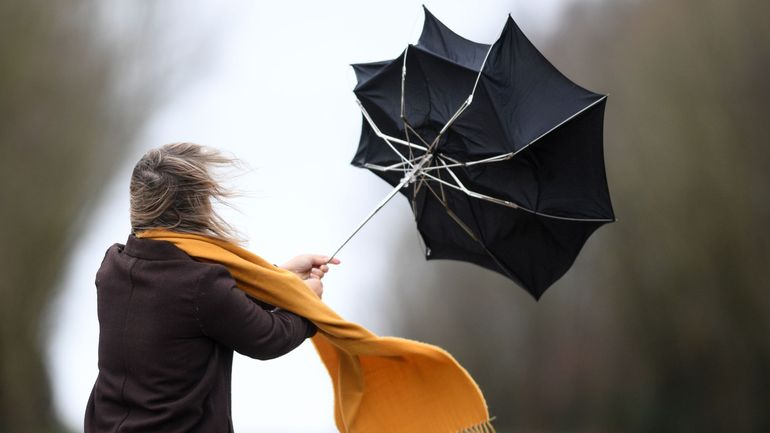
[389,0,769,432]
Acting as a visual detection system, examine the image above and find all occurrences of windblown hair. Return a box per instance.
[130,142,241,244]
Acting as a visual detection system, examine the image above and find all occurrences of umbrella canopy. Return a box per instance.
[348,7,615,299]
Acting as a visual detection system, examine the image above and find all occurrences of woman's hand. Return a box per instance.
[280,255,340,299]
[280,255,340,280]
[303,277,324,299]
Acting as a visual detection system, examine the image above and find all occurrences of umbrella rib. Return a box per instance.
[379,133,428,152]
[404,132,419,215]
[369,95,609,176]
[357,102,414,168]
[365,155,614,223]
[414,167,465,191]
[437,43,495,136]
[399,121,439,198]
[423,181,478,242]
[363,163,413,173]
[356,99,427,156]
[401,41,494,139]
[436,161,448,203]
[425,95,610,170]
[401,51,421,218]
[470,43,495,100]
[330,138,439,260]
[434,157,615,223]
[400,47,408,120]
[520,95,608,153]
[357,101,439,196]
[377,38,494,187]
[327,175,411,261]
[423,152,513,171]
[399,46,423,190]
[404,122,433,149]
[422,181,520,283]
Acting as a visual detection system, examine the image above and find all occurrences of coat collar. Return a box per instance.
[122,234,192,261]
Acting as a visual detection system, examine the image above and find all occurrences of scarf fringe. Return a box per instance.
[457,418,496,433]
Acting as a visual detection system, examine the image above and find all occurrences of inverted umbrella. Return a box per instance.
[335,7,615,299]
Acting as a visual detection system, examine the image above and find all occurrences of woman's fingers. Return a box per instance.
[309,255,341,266]
[303,277,323,298]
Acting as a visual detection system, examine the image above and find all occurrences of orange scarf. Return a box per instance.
[137,229,494,433]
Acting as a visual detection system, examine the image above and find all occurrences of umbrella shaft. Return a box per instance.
[327,176,410,263]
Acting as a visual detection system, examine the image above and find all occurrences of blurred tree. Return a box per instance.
[0,1,190,431]
[387,0,770,432]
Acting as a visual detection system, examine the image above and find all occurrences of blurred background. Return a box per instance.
[1,0,768,432]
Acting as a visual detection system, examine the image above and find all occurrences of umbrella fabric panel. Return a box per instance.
[408,45,513,160]
[442,73,518,159]
[416,6,490,71]
[353,44,511,166]
[411,182,520,283]
[482,17,604,155]
[412,178,607,298]
[351,119,385,168]
[472,200,607,298]
[354,17,610,165]
[462,100,615,221]
[409,45,478,133]
[355,44,483,146]
[352,60,393,90]
[353,51,431,164]
[522,100,614,220]
[354,53,411,136]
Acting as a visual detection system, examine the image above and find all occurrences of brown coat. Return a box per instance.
[84,235,315,433]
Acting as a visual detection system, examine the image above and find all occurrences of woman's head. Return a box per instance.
[129,142,241,243]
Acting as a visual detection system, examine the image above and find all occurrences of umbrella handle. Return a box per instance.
[326,177,409,264]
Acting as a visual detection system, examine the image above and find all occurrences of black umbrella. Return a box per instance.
[335,7,615,299]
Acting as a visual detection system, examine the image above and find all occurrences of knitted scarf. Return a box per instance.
[137,229,494,433]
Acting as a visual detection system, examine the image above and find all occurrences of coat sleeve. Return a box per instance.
[193,265,316,360]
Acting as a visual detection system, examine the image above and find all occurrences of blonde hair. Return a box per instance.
[130,142,241,243]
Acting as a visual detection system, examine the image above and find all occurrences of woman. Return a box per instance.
[84,142,337,433]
